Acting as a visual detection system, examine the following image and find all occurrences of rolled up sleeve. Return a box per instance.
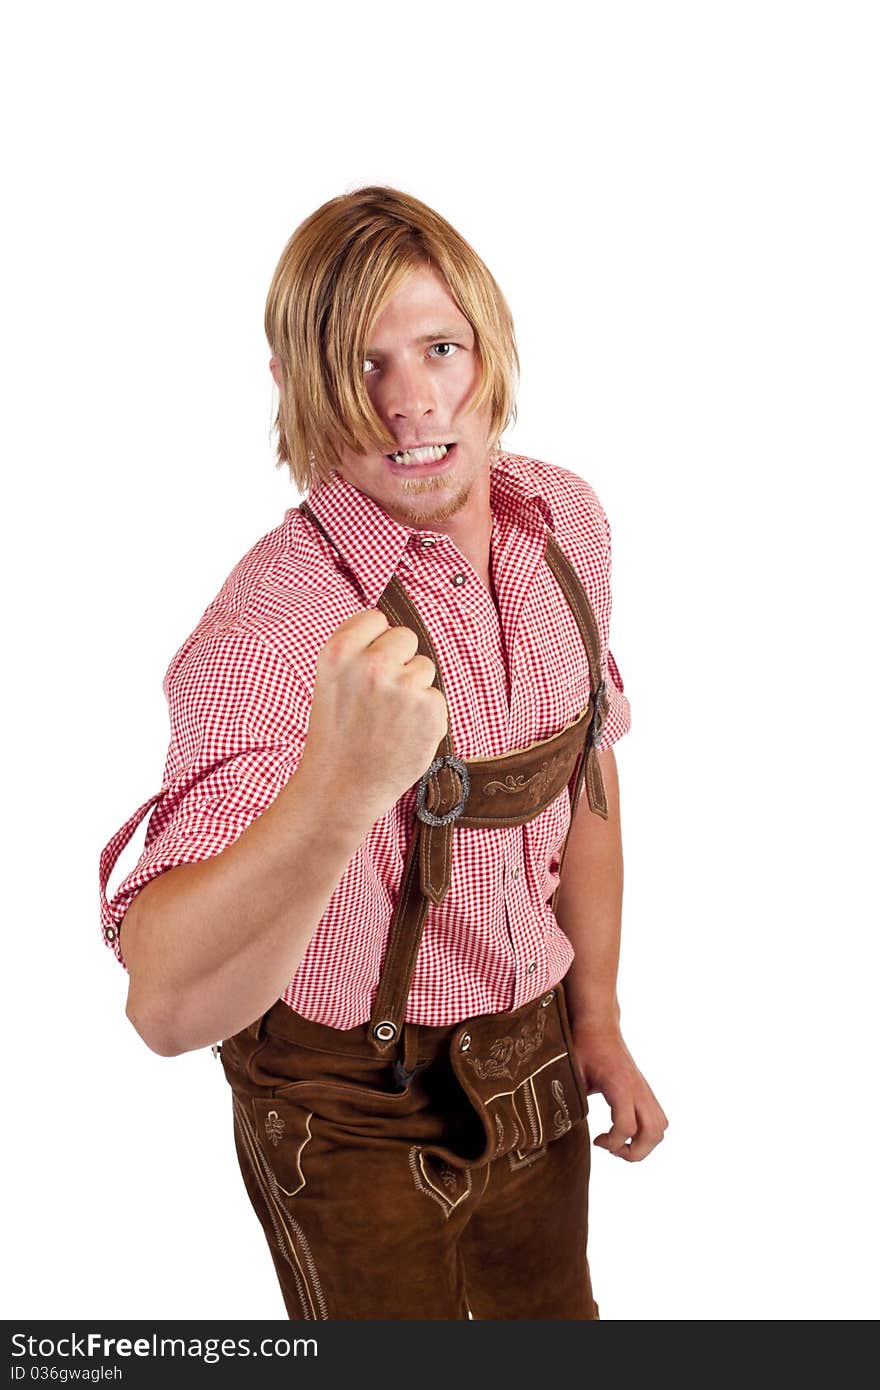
[596,647,631,750]
[592,495,632,752]
[98,626,312,970]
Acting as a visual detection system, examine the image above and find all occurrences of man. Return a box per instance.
[99,185,668,1320]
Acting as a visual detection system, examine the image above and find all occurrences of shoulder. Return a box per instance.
[500,451,611,562]
[158,515,289,685]
[502,454,623,682]
[160,506,360,700]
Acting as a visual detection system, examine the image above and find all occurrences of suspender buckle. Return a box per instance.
[415,754,470,826]
[590,678,607,746]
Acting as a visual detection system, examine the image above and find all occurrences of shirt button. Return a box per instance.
[511,866,521,881]
[104,925,117,943]
[451,573,466,586]
[527,960,537,975]
[419,536,436,547]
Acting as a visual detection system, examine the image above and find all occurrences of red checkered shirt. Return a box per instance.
[99,451,631,1028]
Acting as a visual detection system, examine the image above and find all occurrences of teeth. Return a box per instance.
[389,444,449,465]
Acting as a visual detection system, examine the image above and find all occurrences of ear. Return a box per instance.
[269,355,283,389]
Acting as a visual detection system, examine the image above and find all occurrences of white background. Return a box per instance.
[2,0,877,1322]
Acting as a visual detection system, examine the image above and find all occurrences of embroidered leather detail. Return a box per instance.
[521,1076,542,1148]
[264,1109,286,1147]
[493,1105,522,1152]
[463,1011,547,1081]
[439,1162,458,1192]
[551,1078,572,1138]
[409,1147,473,1219]
[483,750,570,803]
[508,1145,548,1171]
[252,1098,313,1197]
[231,1095,327,1319]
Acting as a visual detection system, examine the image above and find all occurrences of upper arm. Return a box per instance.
[100,627,312,972]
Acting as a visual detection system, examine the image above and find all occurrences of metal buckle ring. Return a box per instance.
[590,677,607,745]
[415,753,470,826]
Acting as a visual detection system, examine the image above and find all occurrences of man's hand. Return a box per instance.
[570,1025,669,1162]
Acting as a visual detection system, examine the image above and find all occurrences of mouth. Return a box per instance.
[385,441,458,477]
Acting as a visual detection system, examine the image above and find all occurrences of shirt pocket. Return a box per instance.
[516,661,593,742]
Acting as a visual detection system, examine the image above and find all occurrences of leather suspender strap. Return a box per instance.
[544,533,611,821]
[296,500,611,1055]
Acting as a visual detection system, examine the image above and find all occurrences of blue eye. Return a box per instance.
[430,343,459,359]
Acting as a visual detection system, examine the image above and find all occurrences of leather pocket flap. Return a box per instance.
[249,1095,314,1198]
[451,989,587,1160]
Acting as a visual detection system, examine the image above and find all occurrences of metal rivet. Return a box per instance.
[459,1032,472,1052]
[451,573,466,586]
[373,1021,398,1043]
[527,961,537,975]
[541,992,555,1007]
[104,925,117,942]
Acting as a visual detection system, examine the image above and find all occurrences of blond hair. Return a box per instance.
[264,185,520,492]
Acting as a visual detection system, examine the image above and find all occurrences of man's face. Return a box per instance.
[323,263,494,527]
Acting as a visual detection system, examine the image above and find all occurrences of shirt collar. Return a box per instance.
[301,451,554,608]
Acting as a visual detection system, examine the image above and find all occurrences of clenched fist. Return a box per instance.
[298,609,449,830]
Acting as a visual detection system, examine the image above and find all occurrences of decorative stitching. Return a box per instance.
[522,1075,544,1149]
[255,1103,313,1198]
[231,1094,328,1319]
[370,838,428,1041]
[551,1078,572,1138]
[272,1078,412,1102]
[508,1092,526,1153]
[463,1011,548,1081]
[481,1052,570,1104]
[508,1146,548,1172]
[232,1100,310,1316]
[408,1146,473,1219]
[264,1110,285,1147]
[483,749,571,801]
[458,713,593,829]
[485,1054,580,1159]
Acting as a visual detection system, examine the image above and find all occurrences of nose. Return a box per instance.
[375,356,439,430]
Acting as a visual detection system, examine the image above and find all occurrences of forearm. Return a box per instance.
[553,746,624,1032]
[121,753,374,1056]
